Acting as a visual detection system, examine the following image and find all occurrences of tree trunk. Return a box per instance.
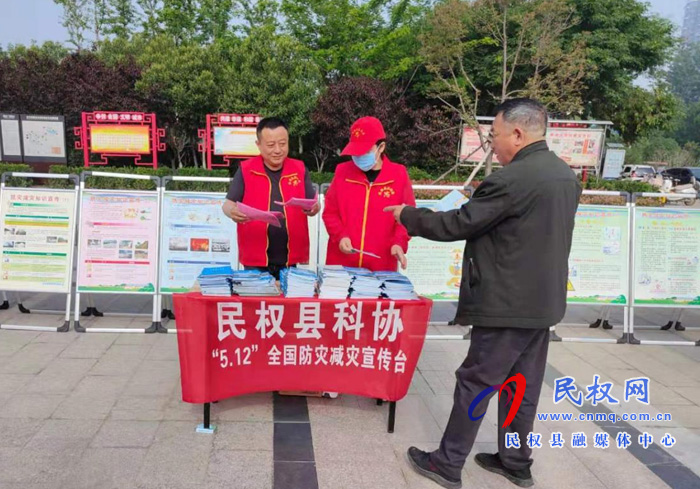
[485,152,493,177]
[190,145,199,169]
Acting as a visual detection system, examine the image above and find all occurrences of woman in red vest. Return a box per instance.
[323,117,416,272]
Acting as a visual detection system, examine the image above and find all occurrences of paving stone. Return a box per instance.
[91,420,160,448]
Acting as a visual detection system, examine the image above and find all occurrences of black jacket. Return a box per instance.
[401,141,582,328]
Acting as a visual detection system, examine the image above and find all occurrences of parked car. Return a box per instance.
[661,167,700,190]
[620,165,656,181]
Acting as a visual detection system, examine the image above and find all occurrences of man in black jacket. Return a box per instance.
[386,98,581,489]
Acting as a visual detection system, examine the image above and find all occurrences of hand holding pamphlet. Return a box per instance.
[236,203,285,227]
[274,193,318,211]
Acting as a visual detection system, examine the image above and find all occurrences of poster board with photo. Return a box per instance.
[159,192,238,293]
[76,190,159,293]
[0,188,77,293]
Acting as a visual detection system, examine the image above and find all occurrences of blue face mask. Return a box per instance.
[352,150,377,172]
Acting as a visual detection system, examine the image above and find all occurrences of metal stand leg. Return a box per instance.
[74,292,85,332]
[388,401,396,433]
[155,295,168,333]
[617,307,629,344]
[57,293,71,332]
[146,294,159,334]
[627,307,640,345]
[196,403,216,433]
[549,325,562,342]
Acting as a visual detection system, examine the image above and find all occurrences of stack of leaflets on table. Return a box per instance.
[230,270,280,296]
[375,271,419,300]
[318,266,352,299]
[281,268,318,298]
[347,267,382,299]
[197,266,234,296]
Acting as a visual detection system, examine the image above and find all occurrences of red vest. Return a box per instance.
[322,157,415,271]
[237,156,310,267]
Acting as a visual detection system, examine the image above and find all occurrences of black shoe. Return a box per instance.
[474,453,533,487]
[660,321,673,331]
[602,320,613,330]
[675,322,686,331]
[589,319,601,328]
[406,447,462,489]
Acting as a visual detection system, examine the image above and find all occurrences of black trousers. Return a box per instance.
[431,326,550,480]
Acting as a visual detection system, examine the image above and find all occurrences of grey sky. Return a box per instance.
[0,0,691,47]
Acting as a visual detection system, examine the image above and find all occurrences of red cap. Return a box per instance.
[340,116,386,156]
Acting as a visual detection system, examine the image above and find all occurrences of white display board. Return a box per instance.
[159,192,238,293]
[602,148,626,179]
[460,124,605,168]
[547,128,604,168]
[0,114,22,162]
[567,205,629,305]
[633,207,700,307]
[76,190,159,293]
[404,200,465,301]
[20,115,67,163]
[0,188,76,293]
[213,126,259,157]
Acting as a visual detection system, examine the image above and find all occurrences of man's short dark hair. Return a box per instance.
[495,98,548,136]
[256,117,289,140]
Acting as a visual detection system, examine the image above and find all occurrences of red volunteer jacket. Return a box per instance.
[323,156,415,271]
[238,156,310,267]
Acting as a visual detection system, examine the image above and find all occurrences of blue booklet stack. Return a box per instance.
[197,266,234,296]
[347,267,383,299]
[230,270,280,296]
[375,272,419,300]
[281,268,318,298]
[318,266,352,299]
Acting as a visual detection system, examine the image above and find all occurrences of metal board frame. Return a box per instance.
[73,171,162,333]
[627,193,700,346]
[0,172,79,332]
[157,175,234,333]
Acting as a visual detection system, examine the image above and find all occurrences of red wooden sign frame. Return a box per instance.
[198,113,261,170]
[74,111,166,168]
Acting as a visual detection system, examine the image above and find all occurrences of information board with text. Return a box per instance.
[77,190,159,293]
[0,188,76,293]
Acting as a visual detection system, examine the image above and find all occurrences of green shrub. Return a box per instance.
[310,172,334,185]
[407,167,433,181]
[584,177,656,195]
[0,162,34,187]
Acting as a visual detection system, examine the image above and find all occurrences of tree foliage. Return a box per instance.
[420,0,589,123]
[667,43,700,106]
[6,0,683,171]
[612,84,682,144]
[312,76,458,174]
[564,0,675,121]
[281,0,429,80]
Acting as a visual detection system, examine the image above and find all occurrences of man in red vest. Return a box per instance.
[223,117,320,279]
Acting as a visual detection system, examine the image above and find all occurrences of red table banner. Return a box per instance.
[173,293,432,403]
